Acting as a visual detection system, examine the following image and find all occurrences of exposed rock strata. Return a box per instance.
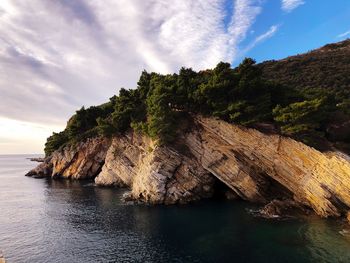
[187,117,350,218]
[26,137,110,179]
[26,116,350,220]
[95,133,215,204]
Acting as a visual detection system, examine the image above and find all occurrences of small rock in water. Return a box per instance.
[27,157,45,162]
[122,191,135,203]
[257,199,309,220]
[339,229,350,236]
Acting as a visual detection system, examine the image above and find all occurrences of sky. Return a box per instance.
[0,0,349,154]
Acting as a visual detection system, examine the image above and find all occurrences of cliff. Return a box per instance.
[26,116,350,220]
[26,137,110,179]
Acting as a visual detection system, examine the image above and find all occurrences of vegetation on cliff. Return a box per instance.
[44,41,350,156]
[259,39,350,92]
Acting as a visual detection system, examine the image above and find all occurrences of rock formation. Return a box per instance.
[26,137,110,179]
[26,116,350,221]
[95,132,215,204]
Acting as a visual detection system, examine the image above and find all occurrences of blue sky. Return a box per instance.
[0,0,349,153]
[244,0,350,64]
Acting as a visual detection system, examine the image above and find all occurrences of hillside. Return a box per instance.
[260,39,350,92]
[259,39,350,152]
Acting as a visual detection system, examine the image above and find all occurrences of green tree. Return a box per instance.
[227,58,272,125]
[273,97,333,145]
[111,88,146,133]
[44,131,69,156]
[196,62,236,116]
[146,75,178,144]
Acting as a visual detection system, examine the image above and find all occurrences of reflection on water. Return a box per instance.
[303,218,350,262]
[0,155,350,263]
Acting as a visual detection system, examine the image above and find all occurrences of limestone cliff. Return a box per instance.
[26,137,110,179]
[26,116,350,220]
[187,117,350,218]
[94,132,216,204]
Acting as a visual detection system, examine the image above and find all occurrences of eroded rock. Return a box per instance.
[95,132,215,204]
[191,117,350,218]
[25,158,53,178]
[26,137,110,180]
[27,116,350,220]
[258,199,310,219]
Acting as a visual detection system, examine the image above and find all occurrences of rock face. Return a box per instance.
[27,116,350,220]
[95,132,215,204]
[186,117,350,218]
[25,159,53,178]
[26,137,110,179]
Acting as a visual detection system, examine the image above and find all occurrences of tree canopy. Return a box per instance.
[44,57,350,156]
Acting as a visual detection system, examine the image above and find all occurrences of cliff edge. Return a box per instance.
[26,116,350,220]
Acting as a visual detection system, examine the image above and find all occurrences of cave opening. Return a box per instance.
[262,173,294,201]
[210,176,239,201]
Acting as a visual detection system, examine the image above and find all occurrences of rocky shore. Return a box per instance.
[27,157,45,162]
[26,116,350,221]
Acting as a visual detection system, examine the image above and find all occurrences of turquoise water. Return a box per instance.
[1,155,350,263]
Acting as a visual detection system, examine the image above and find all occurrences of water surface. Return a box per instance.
[1,155,350,263]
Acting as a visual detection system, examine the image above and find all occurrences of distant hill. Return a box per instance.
[259,39,350,92]
[259,39,350,153]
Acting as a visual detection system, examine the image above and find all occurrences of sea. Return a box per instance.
[1,154,350,263]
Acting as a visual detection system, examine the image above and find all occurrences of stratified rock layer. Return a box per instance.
[26,137,110,179]
[95,133,215,204]
[186,117,350,217]
[27,116,350,219]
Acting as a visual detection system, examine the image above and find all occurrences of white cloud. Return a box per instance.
[281,0,305,12]
[337,30,350,38]
[0,0,270,153]
[227,0,262,61]
[243,25,279,53]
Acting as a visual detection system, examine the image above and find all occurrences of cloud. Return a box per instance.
[337,30,350,38]
[281,0,305,12]
[0,117,62,154]
[227,0,262,61]
[243,25,279,53]
[0,0,269,153]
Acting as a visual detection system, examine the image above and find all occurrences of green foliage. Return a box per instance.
[272,97,334,146]
[229,58,272,124]
[337,98,350,115]
[44,49,350,155]
[145,74,178,144]
[44,98,116,156]
[260,39,350,96]
[196,62,236,116]
[66,105,108,140]
[96,117,115,136]
[44,131,68,156]
[111,88,142,133]
[130,121,148,134]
